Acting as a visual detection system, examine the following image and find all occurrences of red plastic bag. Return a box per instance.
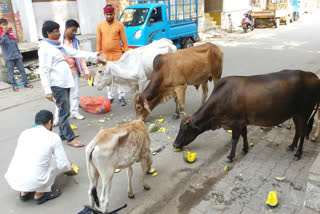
[79,96,111,114]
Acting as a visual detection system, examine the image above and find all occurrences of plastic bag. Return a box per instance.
[79,96,111,114]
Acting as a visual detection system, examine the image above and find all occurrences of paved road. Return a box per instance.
[0,10,320,214]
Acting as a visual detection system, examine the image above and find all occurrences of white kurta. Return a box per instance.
[5,126,71,192]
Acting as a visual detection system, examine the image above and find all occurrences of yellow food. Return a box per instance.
[71,163,79,174]
[157,127,166,133]
[157,118,164,123]
[224,165,231,172]
[174,148,181,152]
[114,169,121,173]
[87,77,94,86]
[148,168,155,174]
[99,119,105,123]
[152,172,158,177]
[266,191,278,207]
[152,152,157,156]
[183,151,197,163]
[227,130,232,133]
[70,124,77,131]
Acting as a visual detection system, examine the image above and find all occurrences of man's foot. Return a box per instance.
[60,133,79,141]
[19,192,34,201]
[34,189,61,205]
[119,97,126,106]
[67,139,85,147]
[53,117,59,127]
[24,84,33,88]
[109,98,114,104]
[13,86,19,92]
[71,113,85,120]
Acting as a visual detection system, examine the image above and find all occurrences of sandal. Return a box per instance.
[13,86,19,92]
[19,192,35,201]
[68,139,85,148]
[35,189,61,205]
[60,133,79,141]
[24,84,33,88]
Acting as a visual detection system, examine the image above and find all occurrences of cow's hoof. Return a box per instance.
[224,156,233,163]
[287,146,295,151]
[293,155,301,161]
[128,193,135,199]
[311,137,317,142]
[242,148,248,154]
[172,113,180,120]
[144,185,151,191]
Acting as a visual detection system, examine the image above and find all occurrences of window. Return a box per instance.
[149,7,162,24]
[119,8,150,26]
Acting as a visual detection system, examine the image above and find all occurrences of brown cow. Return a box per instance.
[134,42,223,121]
[173,70,320,162]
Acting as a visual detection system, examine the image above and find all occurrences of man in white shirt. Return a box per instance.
[38,20,105,147]
[5,110,75,205]
[53,19,91,126]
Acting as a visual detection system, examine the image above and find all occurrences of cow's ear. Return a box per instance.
[143,100,152,113]
[136,95,142,103]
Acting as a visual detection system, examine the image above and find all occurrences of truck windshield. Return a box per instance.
[119,8,150,27]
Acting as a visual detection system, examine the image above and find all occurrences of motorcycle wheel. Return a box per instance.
[243,25,248,33]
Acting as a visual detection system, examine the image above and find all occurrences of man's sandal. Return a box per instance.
[24,84,33,88]
[19,192,35,201]
[35,189,61,205]
[13,86,19,92]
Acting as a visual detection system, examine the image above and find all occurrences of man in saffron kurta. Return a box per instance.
[97,5,128,106]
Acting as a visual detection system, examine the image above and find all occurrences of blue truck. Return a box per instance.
[118,0,198,49]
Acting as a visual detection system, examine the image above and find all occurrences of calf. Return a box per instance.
[85,120,153,213]
[135,42,223,121]
[173,70,320,162]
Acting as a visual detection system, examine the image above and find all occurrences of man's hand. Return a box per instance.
[64,168,75,176]
[85,73,91,80]
[45,94,53,101]
[97,51,106,62]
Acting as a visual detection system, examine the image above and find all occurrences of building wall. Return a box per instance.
[11,0,37,42]
[0,0,18,40]
[77,0,105,35]
[9,0,105,42]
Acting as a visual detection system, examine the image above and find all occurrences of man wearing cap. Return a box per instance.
[97,4,128,106]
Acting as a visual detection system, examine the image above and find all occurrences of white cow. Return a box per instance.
[85,120,153,213]
[94,38,177,93]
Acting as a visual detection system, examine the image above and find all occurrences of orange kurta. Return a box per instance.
[97,20,128,61]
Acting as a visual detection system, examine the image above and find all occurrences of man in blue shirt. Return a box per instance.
[0,18,33,92]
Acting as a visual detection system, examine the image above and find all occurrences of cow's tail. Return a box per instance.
[87,146,100,208]
[306,103,319,139]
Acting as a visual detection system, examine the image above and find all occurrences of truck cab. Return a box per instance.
[119,0,198,49]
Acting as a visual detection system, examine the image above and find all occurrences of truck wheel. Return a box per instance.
[183,39,193,49]
[275,19,280,28]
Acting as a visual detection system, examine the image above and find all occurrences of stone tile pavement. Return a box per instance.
[190,126,320,214]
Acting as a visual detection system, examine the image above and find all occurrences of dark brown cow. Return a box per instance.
[134,43,223,121]
[173,70,320,162]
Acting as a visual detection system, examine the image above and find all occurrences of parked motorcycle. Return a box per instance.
[241,13,254,33]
